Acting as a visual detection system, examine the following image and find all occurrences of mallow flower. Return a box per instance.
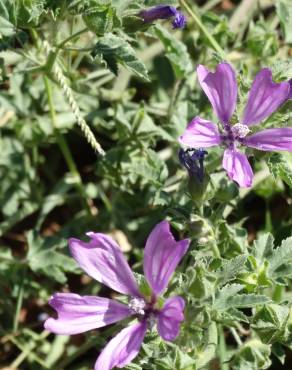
[179,63,292,187]
[139,5,186,29]
[44,221,190,370]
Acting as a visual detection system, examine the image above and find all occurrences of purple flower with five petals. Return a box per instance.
[44,221,190,370]
[140,5,186,29]
[179,63,292,187]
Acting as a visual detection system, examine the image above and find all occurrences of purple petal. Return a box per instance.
[179,116,222,148]
[288,79,292,99]
[157,296,185,341]
[44,293,132,335]
[222,149,253,187]
[244,128,292,151]
[242,68,290,126]
[172,12,186,29]
[143,221,190,297]
[69,233,140,297]
[197,63,237,124]
[94,321,147,370]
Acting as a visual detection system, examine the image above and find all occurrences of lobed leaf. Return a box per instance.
[92,33,149,80]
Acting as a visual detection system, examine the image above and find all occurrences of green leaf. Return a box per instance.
[214,284,270,310]
[272,343,286,365]
[214,284,244,310]
[0,15,15,37]
[27,231,78,283]
[226,294,271,309]
[231,339,272,370]
[276,0,292,43]
[217,255,248,285]
[154,24,193,79]
[124,364,142,370]
[35,174,76,230]
[220,308,250,324]
[267,152,292,188]
[83,0,121,35]
[252,304,290,344]
[92,33,149,80]
[175,348,196,369]
[99,146,168,191]
[253,233,274,263]
[268,236,292,279]
[217,221,248,256]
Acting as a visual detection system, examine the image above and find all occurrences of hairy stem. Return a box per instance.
[179,0,226,59]
[219,326,229,370]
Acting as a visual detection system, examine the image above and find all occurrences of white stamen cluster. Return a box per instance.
[231,123,251,138]
[128,298,146,315]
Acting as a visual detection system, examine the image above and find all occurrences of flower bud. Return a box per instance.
[139,5,186,29]
[179,148,209,203]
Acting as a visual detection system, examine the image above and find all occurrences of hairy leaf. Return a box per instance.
[154,24,192,79]
[92,33,149,80]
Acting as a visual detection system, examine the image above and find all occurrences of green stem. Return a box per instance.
[230,327,243,346]
[57,28,89,48]
[210,241,221,259]
[10,332,50,369]
[219,325,229,370]
[60,46,94,52]
[52,325,117,370]
[167,79,184,122]
[43,75,93,216]
[13,271,25,332]
[265,199,272,232]
[272,285,283,303]
[179,0,226,59]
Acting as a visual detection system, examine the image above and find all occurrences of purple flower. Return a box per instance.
[140,5,186,29]
[179,63,292,187]
[44,221,190,370]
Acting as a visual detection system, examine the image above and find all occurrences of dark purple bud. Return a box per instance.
[179,148,208,182]
[139,5,186,29]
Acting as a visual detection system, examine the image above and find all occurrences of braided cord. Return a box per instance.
[43,41,105,156]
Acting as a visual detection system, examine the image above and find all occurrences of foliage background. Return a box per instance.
[1,0,292,369]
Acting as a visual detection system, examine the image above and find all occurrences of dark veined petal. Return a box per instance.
[244,128,292,151]
[242,68,290,126]
[139,5,186,29]
[69,233,140,297]
[143,221,190,297]
[94,321,147,370]
[140,5,176,22]
[157,296,185,341]
[197,63,238,124]
[44,293,133,335]
[222,149,253,187]
[179,116,222,148]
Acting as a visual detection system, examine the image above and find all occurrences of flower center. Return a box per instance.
[231,123,250,138]
[128,297,146,315]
